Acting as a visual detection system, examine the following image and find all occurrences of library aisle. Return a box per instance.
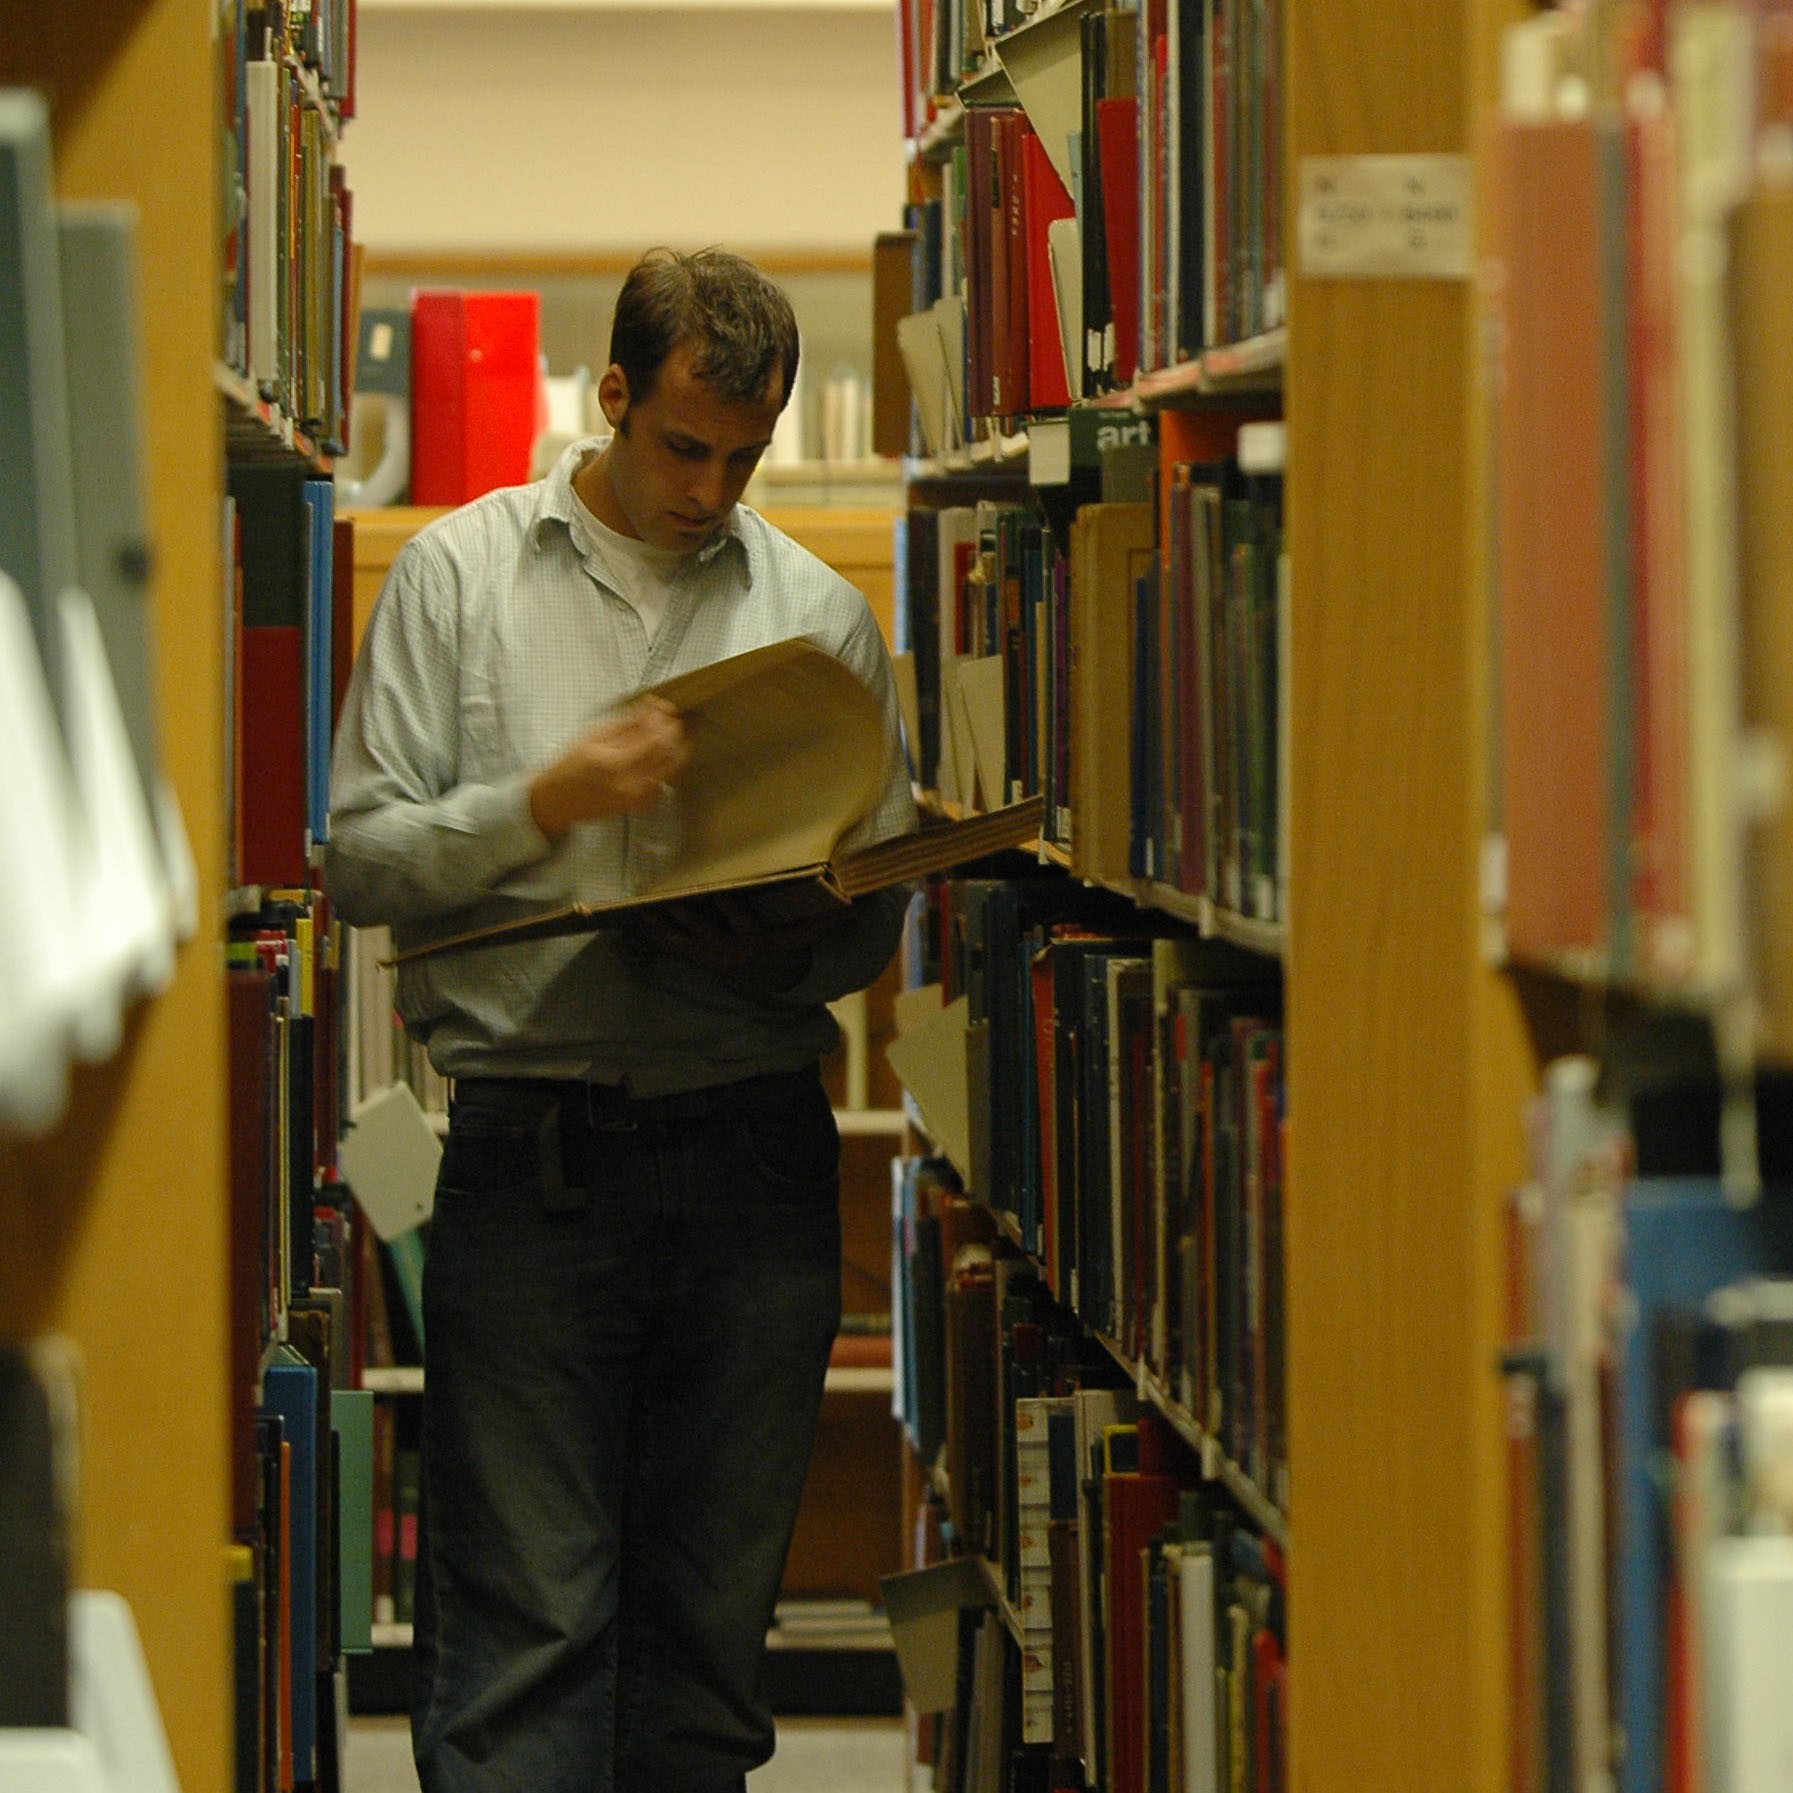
[346,1716,916,1791]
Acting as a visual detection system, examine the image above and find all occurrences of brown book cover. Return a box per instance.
[1492,115,1612,966]
[996,108,1032,420]
[1069,501,1153,888]
[945,1255,999,1560]
[1732,181,1793,1058]
[872,229,920,457]
[1626,100,1693,982]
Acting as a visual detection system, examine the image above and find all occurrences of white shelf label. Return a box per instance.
[1297,154,1473,280]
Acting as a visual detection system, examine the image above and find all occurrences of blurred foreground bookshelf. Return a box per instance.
[0,6,236,1787]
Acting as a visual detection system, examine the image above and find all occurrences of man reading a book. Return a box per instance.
[326,247,917,1792]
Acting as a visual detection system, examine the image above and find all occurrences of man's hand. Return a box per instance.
[529,698,689,841]
[625,891,851,991]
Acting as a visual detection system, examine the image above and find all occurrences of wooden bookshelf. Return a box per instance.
[0,6,233,1790]
[877,0,1588,1784]
[1283,5,1535,1791]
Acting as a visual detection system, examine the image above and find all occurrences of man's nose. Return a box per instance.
[691,458,729,513]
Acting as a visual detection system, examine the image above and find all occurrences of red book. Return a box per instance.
[410,289,542,504]
[239,626,308,887]
[998,110,1031,418]
[962,107,996,417]
[1625,99,1692,981]
[1253,1624,1286,1791]
[1020,130,1076,411]
[1095,96,1142,388]
[1102,1413,1183,1793]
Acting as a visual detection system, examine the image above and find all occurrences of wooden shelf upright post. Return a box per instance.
[1284,3,1536,1790]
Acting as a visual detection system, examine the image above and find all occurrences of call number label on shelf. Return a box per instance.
[1297,154,1473,281]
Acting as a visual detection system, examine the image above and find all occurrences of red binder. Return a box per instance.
[1020,130,1076,411]
[410,289,542,504]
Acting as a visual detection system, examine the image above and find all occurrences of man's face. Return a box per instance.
[589,343,783,552]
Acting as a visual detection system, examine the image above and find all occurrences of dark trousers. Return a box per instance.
[411,1065,842,1792]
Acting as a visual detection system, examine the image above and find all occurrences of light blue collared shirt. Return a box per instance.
[325,437,917,1091]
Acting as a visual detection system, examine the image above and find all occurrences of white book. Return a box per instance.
[1178,1544,1219,1793]
[1703,1534,1793,1792]
[340,1081,444,1241]
[0,571,83,1132]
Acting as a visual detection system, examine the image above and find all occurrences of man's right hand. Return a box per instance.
[528,697,689,841]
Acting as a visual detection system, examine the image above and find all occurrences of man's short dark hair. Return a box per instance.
[610,247,800,412]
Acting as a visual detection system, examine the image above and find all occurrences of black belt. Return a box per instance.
[452,1065,819,1133]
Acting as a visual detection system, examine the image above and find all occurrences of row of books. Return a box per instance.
[344,920,450,1125]
[369,1398,422,1630]
[1129,0,1284,376]
[1502,1054,1793,1793]
[225,465,352,891]
[245,1303,376,1793]
[1485,2,1793,1065]
[901,1292,1286,1793]
[228,878,407,1791]
[893,417,1285,916]
[1083,413,1285,916]
[919,869,1285,1507]
[0,92,196,1136]
[227,893,350,1520]
[893,0,1284,444]
[221,0,358,455]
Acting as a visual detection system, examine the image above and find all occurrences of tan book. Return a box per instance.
[1068,500,1152,888]
[396,637,1043,963]
[1731,181,1793,1060]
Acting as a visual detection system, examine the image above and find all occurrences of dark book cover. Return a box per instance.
[0,1345,68,1726]
[263,1357,321,1784]
[229,961,278,1539]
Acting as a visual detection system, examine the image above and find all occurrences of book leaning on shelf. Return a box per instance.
[393,637,1046,963]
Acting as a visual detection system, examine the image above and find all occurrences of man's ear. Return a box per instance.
[597,365,630,433]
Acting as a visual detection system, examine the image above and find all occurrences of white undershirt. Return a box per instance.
[567,490,694,641]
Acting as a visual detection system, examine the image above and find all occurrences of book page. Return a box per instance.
[636,638,887,897]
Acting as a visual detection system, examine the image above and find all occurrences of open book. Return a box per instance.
[395,637,1043,962]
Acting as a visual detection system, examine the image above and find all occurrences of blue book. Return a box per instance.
[1614,1177,1793,1793]
[261,1355,321,1782]
[302,477,335,847]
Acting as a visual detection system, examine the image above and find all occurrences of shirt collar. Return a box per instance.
[531,435,750,577]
